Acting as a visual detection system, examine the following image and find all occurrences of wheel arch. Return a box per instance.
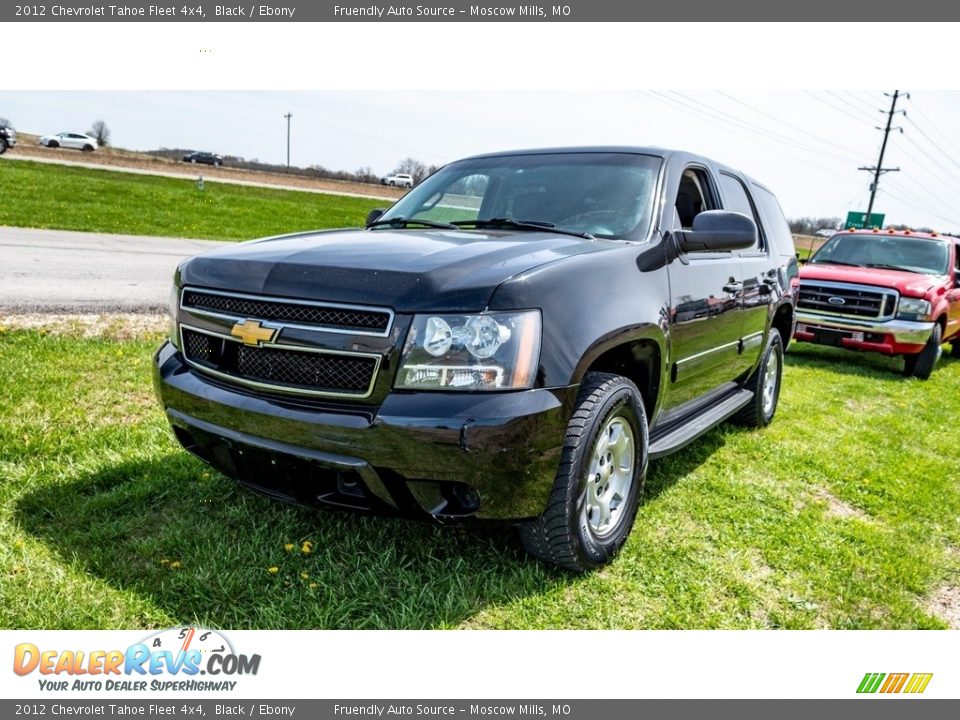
[572,328,666,422]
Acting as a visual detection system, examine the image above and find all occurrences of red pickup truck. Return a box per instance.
[796,229,960,379]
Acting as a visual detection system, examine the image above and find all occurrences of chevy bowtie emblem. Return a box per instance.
[231,319,280,347]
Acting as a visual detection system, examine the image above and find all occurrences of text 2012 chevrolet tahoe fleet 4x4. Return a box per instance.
[796,229,960,379]
[154,148,797,571]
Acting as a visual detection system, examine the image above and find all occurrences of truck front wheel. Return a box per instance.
[519,372,647,572]
[903,324,942,380]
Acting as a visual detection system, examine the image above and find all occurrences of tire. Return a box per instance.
[732,329,784,427]
[903,323,942,380]
[82,144,94,152]
[389,180,396,187]
[519,372,648,572]
[0,141,6,155]
[951,341,960,359]
[48,140,59,148]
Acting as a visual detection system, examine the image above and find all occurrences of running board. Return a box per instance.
[648,389,754,460]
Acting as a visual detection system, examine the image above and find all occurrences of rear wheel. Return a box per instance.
[82,144,94,152]
[903,324,942,380]
[732,329,783,427]
[519,372,647,572]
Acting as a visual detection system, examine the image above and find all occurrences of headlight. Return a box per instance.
[396,311,541,391]
[168,283,181,347]
[896,297,932,321]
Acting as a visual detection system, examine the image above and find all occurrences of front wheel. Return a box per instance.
[903,324,942,380]
[0,141,6,155]
[48,140,59,148]
[732,329,783,427]
[951,340,960,359]
[519,372,648,572]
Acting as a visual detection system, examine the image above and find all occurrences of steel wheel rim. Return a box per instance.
[762,348,779,416]
[580,415,635,539]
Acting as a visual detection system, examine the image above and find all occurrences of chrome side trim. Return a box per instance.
[179,323,382,399]
[179,286,395,338]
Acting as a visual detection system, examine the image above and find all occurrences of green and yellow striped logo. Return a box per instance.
[857,672,933,694]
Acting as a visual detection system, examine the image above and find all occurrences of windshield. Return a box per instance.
[810,233,950,275]
[376,152,662,241]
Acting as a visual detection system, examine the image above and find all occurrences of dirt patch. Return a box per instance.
[925,585,960,629]
[6,133,405,201]
[0,313,167,340]
[813,488,872,522]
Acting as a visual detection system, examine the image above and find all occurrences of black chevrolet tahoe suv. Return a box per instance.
[154,147,798,571]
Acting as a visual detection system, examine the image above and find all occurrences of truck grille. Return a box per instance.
[797,281,897,320]
[182,289,392,335]
[182,328,379,397]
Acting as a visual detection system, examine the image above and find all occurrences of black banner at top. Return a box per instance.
[4,0,960,22]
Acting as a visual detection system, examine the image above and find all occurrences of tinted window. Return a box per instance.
[750,183,795,258]
[719,173,760,251]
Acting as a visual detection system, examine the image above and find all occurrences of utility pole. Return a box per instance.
[283,112,292,168]
[858,90,906,226]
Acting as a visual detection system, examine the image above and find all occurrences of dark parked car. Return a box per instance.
[182,151,223,166]
[154,147,797,570]
[0,124,15,154]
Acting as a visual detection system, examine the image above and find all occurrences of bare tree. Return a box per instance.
[89,120,111,147]
[393,157,428,185]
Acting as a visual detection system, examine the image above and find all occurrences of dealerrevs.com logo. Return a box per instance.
[13,627,261,692]
[857,673,933,694]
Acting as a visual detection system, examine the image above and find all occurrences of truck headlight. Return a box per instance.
[168,283,181,347]
[396,311,541,390]
[896,297,932,322]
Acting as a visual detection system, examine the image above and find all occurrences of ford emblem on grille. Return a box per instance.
[827,296,846,306]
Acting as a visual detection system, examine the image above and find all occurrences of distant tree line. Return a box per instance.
[787,217,841,235]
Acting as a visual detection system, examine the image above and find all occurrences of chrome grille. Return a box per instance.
[181,328,379,397]
[797,281,897,320]
[182,289,392,334]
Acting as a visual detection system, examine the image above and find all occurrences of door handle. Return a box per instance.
[723,282,743,294]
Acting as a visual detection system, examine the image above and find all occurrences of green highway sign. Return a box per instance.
[846,211,885,230]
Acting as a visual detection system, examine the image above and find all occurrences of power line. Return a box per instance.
[824,91,881,124]
[715,91,863,160]
[803,91,877,127]
[665,91,857,164]
[878,188,960,228]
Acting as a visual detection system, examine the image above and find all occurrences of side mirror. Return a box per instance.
[365,208,386,227]
[799,257,809,265]
[676,210,757,253]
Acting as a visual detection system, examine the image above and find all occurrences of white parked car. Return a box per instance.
[39,132,99,151]
[380,172,414,188]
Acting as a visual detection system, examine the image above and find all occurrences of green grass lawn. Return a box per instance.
[0,160,390,241]
[1,326,959,630]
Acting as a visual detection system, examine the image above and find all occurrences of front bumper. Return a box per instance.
[795,311,934,355]
[153,341,572,522]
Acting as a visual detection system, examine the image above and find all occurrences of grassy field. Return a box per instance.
[0,160,390,241]
[2,323,959,630]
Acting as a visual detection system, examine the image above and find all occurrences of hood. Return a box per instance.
[179,228,612,311]
[800,262,947,297]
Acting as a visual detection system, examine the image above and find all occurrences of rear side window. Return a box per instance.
[719,173,761,251]
[750,183,795,257]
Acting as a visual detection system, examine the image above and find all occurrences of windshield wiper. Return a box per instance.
[810,260,862,267]
[367,217,458,230]
[452,218,595,240]
[864,263,923,274]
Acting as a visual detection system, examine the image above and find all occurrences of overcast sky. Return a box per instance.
[4,90,960,230]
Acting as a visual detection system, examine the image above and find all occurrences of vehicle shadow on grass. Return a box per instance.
[14,438,721,630]
[785,342,909,379]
